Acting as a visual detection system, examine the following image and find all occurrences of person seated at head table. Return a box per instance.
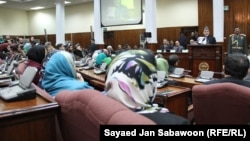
[173,40,184,53]
[159,38,171,53]
[204,53,250,87]
[41,51,93,97]
[104,49,190,124]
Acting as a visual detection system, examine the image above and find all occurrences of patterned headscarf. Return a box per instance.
[105,49,158,110]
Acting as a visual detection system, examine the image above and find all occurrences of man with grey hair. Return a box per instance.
[198,26,216,44]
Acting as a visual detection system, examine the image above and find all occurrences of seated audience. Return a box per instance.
[73,43,84,60]
[115,44,125,55]
[104,49,190,124]
[95,49,109,68]
[204,53,250,87]
[65,43,76,61]
[155,54,169,77]
[26,44,46,85]
[55,43,65,50]
[41,51,93,97]
[167,54,179,73]
[106,45,115,55]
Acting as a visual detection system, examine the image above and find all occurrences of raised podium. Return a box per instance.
[188,44,223,77]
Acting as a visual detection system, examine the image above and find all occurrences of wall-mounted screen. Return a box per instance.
[100,0,142,27]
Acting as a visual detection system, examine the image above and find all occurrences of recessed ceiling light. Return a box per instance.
[0,1,6,4]
[30,6,44,10]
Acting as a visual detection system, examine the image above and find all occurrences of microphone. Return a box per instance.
[202,37,206,42]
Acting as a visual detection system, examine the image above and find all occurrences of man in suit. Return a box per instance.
[204,53,250,87]
[228,26,248,55]
[173,40,184,53]
[197,26,216,44]
[160,38,171,52]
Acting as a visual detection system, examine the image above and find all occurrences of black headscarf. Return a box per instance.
[26,44,45,64]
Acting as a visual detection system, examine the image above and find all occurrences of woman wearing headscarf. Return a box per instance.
[105,49,190,124]
[26,44,46,85]
[41,51,93,97]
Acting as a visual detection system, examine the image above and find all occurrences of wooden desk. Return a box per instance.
[154,85,191,118]
[169,77,202,89]
[79,68,105,82]
[79,68,106,90]
[0,91,59,141]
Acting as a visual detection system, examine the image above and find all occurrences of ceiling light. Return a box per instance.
[0,1,6,4]
[65,1,71,4]
[30,6,44,10]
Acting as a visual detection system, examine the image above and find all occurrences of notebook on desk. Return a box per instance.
[169,68,185,78]
[195,71,214,83]
[0,66,37,102]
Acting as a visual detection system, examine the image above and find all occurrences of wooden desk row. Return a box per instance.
[0,84,59,141]
[78,68,199,118]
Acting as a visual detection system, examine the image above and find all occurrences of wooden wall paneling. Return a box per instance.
[104,31,115,48]
[198,0,213,36]
[47,35,56,46]
[65,33,72,44]
[224,0,250,54]
[113,29,144,50]
[72,32,91,49]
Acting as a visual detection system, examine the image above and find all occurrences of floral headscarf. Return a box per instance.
[105,49,158,110]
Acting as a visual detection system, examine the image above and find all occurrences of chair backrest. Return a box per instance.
[55,89,155,141]
[192,82,250,124]
[15,60,28,76]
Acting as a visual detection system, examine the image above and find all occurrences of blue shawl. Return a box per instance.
[41,51,93,96]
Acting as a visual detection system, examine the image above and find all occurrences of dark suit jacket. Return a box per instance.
[203,77,250,87]
[160,44,171,52]
[206,36,216,44]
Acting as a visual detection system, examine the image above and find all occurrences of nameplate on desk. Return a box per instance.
[156,50,162,53]
[182,49,188,53]
[170,49,176,53]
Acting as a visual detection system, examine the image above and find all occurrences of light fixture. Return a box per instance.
[30,6,44,10]
[0,1,6,4]
[65,1,71,4]
[54,1,71,5]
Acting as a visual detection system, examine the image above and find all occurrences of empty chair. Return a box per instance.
[55,89,155,141]
[192,82,250,124]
